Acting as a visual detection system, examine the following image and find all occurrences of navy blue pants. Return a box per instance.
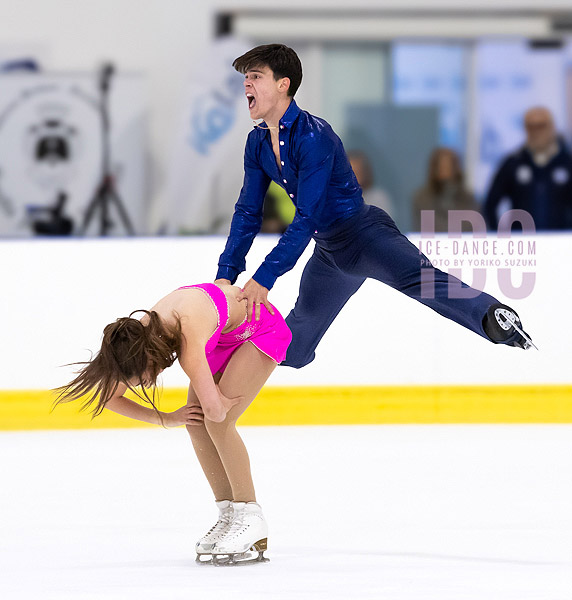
[283,204,497,368]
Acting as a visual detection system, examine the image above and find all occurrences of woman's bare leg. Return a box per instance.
[204,342,276,503]
[185,376,233,502]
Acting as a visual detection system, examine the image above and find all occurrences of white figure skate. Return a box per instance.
[195,500,233,564]
[211,501,269,566]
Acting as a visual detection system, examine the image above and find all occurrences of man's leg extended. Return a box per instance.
[283,245,365,368]
[335,205,507,342]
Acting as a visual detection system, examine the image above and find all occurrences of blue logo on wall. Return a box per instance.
[511,74,531,90]
[480,124,503,165]
[189,71,243,156]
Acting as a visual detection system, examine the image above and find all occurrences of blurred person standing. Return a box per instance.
[347,150,394,216]
[483,107,572,230]
[261,181,294,234]
[412,147,477,232]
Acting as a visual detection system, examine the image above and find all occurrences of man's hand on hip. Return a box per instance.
[237,279,275,322]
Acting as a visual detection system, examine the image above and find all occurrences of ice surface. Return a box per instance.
[1,425,571,600]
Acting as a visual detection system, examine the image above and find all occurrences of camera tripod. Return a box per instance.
[80,63,134,236]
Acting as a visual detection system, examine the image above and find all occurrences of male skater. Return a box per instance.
[215,44,535,368]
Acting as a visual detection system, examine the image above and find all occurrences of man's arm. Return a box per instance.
[252,142,335,289]
[238,139,336,320]
[216,133,271,283]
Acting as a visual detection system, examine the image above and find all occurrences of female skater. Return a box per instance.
[55,282,291,565]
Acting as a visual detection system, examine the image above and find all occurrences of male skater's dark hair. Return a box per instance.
[233,44,303,97]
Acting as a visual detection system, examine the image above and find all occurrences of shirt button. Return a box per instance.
[281,161,284,166]
[289,193,294,198]
[280,125,284,129]
[283,179,287,183]
[280,140,284,146]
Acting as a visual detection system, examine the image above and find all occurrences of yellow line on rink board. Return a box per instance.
[0,385,571,430]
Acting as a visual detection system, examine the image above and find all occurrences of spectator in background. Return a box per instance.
[483,106,572,230]
[261,182,295,233]
[347,150,394,216]
[412,147,477,232]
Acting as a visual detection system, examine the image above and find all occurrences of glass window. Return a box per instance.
[392,43,468,156]
[321,44,387,139]
[474,40,567,198]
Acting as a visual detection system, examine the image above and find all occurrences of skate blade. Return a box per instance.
[503,314,539,350]
[212,552,269,566]
[212,539,269,566]
[195,553,214,565]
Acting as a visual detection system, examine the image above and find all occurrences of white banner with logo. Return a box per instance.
[0,72,147,236]
[163,37,253,235]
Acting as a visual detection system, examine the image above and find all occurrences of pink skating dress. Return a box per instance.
[178,283,292,375]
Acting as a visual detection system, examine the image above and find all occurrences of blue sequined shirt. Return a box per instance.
[216,99,364,290]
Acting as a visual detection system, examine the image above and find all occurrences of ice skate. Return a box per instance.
[211,501,269,566]
[483,303,538,350]
[195,500,233,564]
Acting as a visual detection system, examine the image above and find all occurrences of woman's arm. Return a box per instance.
[177,305,242,423]
[105,383,203,427]
[178,338,229,423]
[106,393,164,425]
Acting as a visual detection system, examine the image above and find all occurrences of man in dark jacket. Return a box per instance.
[484,107,572,230]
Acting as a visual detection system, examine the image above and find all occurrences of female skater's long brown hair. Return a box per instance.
[53,310,182,422]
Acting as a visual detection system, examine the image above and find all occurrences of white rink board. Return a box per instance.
[0,232,569,390]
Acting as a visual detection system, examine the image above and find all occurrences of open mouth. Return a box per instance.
[246,93,256,109]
